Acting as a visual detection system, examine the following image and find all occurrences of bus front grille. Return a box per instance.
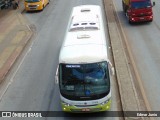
[75,104,98,107]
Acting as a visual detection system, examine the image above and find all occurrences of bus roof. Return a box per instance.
[59,5,109,64]
[69,5,101,32]
[59,44,108,64]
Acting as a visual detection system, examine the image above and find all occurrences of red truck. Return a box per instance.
[122,0,155,24]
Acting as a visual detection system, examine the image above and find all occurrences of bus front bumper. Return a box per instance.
[61,99,111,113]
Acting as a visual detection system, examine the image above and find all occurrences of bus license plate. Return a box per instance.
[82,108,90,111]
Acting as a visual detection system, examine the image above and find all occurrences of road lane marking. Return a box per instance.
[0,45,32,101]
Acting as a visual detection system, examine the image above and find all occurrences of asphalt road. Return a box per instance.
[113,0,160,113]
[0,0,122,120]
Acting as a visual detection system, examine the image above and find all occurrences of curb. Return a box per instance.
[103,0,144,120]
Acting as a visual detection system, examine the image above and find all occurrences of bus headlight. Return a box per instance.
[101,98,110,105]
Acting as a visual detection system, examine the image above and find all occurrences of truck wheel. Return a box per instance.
[122,1,124,11]
[129,20,132,24]
[122,1,127,13]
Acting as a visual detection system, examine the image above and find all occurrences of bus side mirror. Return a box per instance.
[108,61,115,76]
[55,75,58,84]
[153,2,155,6]
[55,65,59,84]
[111,67,115,76]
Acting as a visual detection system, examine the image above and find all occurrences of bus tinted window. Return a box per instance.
[59,62,110,100]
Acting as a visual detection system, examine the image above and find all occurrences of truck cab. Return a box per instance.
[123,0,155,24]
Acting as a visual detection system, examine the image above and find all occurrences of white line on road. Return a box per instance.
[0,45,33,102]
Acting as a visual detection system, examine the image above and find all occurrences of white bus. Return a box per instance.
[55,5,114,112]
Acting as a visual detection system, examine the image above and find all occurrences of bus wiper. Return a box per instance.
[63,80,71,87]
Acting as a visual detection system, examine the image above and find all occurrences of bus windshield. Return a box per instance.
[59,61,110,100]
[25,0,40,2]
[131,1,151,9]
